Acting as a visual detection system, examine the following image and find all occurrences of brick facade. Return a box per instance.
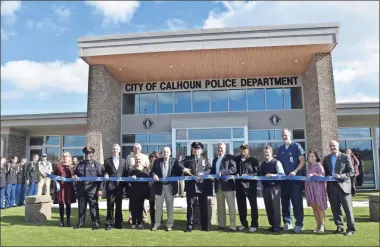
[86,65,121,163]
[1,133,26,159]
[303,53,339,158]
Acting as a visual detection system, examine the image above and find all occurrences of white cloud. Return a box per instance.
[202,1,379,103]
[1,90,25,100]
[1,59,89,99]
[1,1,21,19]
[85,1,140,27]
[166,18,186,30]
[1,28,16,40]
[53,5,72,23]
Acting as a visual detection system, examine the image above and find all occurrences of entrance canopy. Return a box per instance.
[78,23,339,83]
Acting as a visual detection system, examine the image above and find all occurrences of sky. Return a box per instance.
[1,1,379,115]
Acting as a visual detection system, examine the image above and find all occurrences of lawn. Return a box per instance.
[1,206,379,246]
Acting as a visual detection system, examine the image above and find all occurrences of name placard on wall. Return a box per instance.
[124,76,301,93]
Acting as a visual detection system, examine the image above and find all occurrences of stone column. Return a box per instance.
[87,65,121,163]
[1,132,26,158]
[303,53,338,157]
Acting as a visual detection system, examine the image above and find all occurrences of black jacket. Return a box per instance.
[182,155,213,196]
[128,167,150,199]
[150,157,185,196]
[17,163,26,184]
[234,155,260,193]
[103,157,128,194]
[74,159,104,192]
[6,163,18,185]
[0,166,7,188]
[211,154,237,192]
[26,162,39,183]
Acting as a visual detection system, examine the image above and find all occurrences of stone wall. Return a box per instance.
[303,53,338,157]
[86,65,121,163]
[1,133,26,159]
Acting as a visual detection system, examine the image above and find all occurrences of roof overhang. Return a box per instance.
[78,22,339,83]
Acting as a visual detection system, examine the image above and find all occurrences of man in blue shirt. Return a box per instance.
[276,128,305,233]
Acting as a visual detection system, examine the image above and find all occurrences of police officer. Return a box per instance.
[235,144,260,232]
[182,142,213,232]
[73,146,104,230]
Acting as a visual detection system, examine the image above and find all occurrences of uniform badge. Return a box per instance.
[92,164,94,168]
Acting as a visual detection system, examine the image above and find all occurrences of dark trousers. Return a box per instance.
[263,186,281,229]
[236,185,259,228]
[186,194,208,230]
[0,187,5,208]
[59,203,71,222]
[15,183,25,206]
[280,181,304,227]
[106,189,124,227]
[130,196,145,225]
[351,177,357,195]
[5,184,16,208]
[76,185,100,227]
[327,183,356,232]
[27,182,38,196]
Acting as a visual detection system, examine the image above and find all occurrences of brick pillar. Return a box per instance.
[303,53,338,158]
[87,65,121,164]
[1,133,26,159]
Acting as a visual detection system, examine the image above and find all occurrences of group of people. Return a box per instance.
[0,128,358,236]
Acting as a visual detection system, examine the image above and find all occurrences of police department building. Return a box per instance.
[1,23,379,189]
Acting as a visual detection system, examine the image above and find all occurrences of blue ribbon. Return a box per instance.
[49,174,336,192]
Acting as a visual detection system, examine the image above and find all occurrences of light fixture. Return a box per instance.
[169,65,174,68]
[118,68,122,71]
[241,61,246,64]
[294,60,298,63]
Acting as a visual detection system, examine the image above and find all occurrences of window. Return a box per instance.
[233,128,244,138]
[176,129,187,140]
[339,128,371,139]
[140,93,156,114]
[63,135,86,147]
[46,147,60,164]
[46,136,59,145]
[248,130,274,141]
[63,149,84,161]
[229,89,246,112]
[284,87,303,110]
[210,90,228,112]
[248,143,266,162]
[266,88,283,110]
[188,128,231,140]
[174,92,191,113]
[122,132,172,157]
[233,141,244,155]
[149,133,171,143]
[30,137,44,146]
[176,142,187,159]
[122,94,139,114]
[122,146,133,158]
[157,92,173,114]
[122,134,148,144]
[247,89,265,111]
[192,91,210,112]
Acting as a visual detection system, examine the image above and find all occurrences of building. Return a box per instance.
[1,23,379,189]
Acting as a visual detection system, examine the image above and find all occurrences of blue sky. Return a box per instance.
[1,1,379,115]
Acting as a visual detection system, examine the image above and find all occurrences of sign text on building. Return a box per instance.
[125,76,300,93]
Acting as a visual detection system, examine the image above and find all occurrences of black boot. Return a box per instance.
[66,204,71,227]
[59,204,65,227]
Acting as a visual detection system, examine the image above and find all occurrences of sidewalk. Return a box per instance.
[51,197,369,209]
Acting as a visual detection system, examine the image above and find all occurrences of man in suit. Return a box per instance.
[211,142,237,232]
[151,147,192,232]
[103,144,128,231]
[182,142,213,232]
[323,140,356,236]
[235,144,260,232]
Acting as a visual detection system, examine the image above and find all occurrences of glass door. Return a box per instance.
[208,141,231,162]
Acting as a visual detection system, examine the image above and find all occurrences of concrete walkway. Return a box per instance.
[51,197,369,209]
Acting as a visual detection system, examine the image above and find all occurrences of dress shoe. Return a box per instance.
[105,225,112,231]
[151,227,158,231]
[202,228,211,232]
[344,231,355,236]
[185,226,193,232]
[92,225,100,230]
[218,226,226,230]
[114,224,123,229]
[228,229,236,232]
[335,227,344,234]
[272,227,282,233]
[66,220,71,227]
[73,224,84,229]
[166,227,173,232]
[59,221,65,227]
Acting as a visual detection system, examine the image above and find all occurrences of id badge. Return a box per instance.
[289,153,294,163]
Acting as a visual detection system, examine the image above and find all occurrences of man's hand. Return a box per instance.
[72,175,78,181]
[265,173,272,177]
[335,174,341,179]
[131,175,137,179]
[183,168,192,175]
[97,190,102,197]
[153,174,159,182]
[289,171,296,177]
[104,174,109,180]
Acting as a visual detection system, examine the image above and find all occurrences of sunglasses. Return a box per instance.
[42,156,47,158]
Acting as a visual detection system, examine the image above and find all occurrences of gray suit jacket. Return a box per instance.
[322,152,354,194]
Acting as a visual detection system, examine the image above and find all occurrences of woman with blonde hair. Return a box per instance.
[345,149,360,196]
[53,152,76,227]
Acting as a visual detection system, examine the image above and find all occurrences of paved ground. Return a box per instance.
[52,197,369,209]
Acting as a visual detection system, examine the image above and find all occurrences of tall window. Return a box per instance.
[62,135,86,161]
[121,133,172,158]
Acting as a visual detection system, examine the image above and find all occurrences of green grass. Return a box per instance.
[352,192,379,201]
[1,206,379,246]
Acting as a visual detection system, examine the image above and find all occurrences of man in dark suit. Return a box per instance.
[210,142,237,232]
[150,147,192,232]
[182,142,213,232]
[323,140,356,236]
[103,144,128,230]
[235,144,260,232]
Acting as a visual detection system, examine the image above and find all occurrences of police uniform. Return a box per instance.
[0,164,7,209]
[5,163,18,208]
[182,142,213,232]
[234,144,260,230]
[74,147,104,230]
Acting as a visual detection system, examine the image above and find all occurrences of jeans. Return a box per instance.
[15,183,25,205]
[0,187,5,208]
[28,183,38,196]
[281,181,304,227]
[5,184,16,208]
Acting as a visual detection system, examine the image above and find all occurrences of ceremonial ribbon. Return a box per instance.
[49,174,337,192]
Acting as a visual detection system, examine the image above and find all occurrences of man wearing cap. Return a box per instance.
[37,153,53,196]
[182,142,213,232]
[234,144,260,232]
[73,146,104,230]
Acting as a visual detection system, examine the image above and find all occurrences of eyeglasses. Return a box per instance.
[42,156,47,158]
